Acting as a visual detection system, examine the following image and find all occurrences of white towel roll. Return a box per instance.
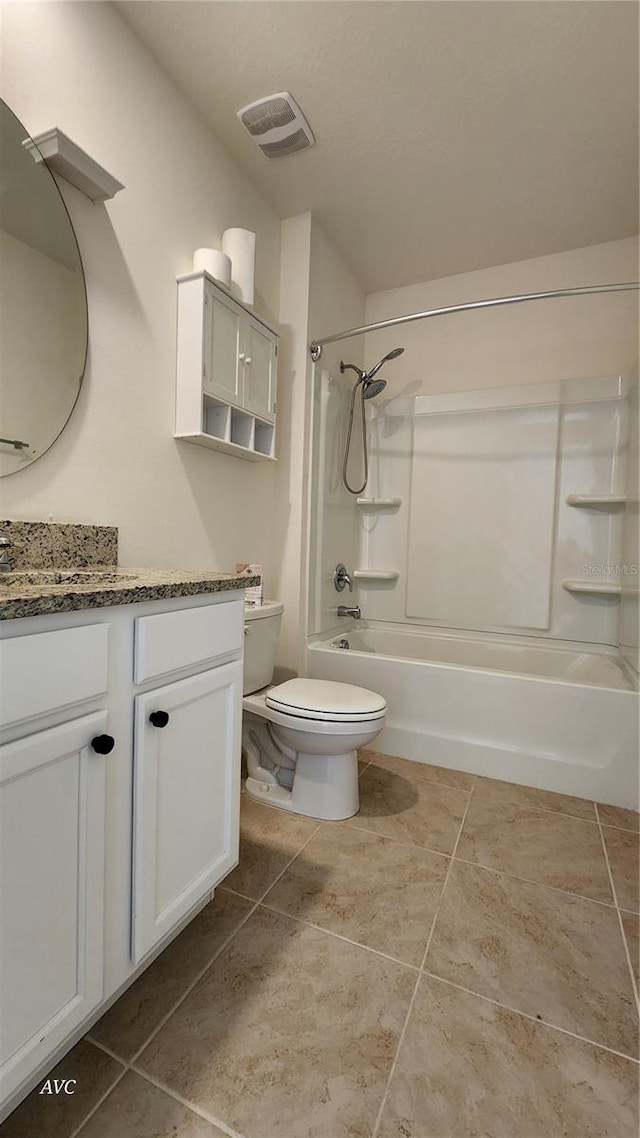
[222,228,256,305]
[192,248,232,288]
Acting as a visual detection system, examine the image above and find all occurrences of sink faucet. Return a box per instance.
[0,537,13,573]
[337,605,361,619]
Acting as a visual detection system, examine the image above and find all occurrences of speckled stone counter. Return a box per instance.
[0,520,258,620]
[0,568,260,620]
[1,519,118,569]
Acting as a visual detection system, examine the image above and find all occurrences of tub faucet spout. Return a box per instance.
[337,605,361,620]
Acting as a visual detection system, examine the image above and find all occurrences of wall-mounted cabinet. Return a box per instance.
[175,271,278,462]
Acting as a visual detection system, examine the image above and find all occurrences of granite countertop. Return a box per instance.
[0,568,261,621]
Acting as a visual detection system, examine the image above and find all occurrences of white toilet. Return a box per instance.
[242,602,386,820]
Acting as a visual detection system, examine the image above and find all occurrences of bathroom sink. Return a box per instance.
[0,569,140,587]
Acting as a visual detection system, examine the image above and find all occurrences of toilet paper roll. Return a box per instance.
[221,228,256,305]
[192,248,232,288]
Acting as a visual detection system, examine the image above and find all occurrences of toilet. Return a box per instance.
[242,602,386,820]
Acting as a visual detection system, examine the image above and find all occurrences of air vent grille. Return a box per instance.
[237,92,315,159]
[258,129,311,158]
[241,98,295,136]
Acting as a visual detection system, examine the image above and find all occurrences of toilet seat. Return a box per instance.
[266,678,387,723]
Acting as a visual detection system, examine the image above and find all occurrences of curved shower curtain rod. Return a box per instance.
[308,281,640,361]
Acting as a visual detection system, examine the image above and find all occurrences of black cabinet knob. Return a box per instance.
[149,710,170,728]
[91,734,115,754]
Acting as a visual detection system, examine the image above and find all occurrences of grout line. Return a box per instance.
[346,816,461,858]
[451,853,617,910]
[128,1066,248,1138]
[419,970,640,1065]
[125,824,323,1069]
[256,899,422,972]
[75,827,325,1136]
[85,1037,128,1065]
[595,802,640,835]
[595,808,639,1010]
[371,778,476,1138]
[69,1061,129,1138]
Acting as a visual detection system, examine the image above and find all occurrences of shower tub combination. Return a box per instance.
[307,624,638,809]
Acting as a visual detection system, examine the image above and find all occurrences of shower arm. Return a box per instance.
[309,281,640,361]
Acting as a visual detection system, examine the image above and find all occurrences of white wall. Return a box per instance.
[364,237,639,398]
[618,369,639,675]
[274,214,312,677]
[0,1,282,585]
[306,220,365,639]
[273,214,365,664]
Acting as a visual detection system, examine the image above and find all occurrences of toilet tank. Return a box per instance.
[243,601,284,695]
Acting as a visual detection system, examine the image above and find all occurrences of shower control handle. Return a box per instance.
[333,563,353,592]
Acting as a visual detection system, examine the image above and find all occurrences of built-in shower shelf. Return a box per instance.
[562,578,622,597]
[353,569,400,582]
[566,494,626,509]
[356,497,402,509]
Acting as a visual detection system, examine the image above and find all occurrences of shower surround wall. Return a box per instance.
[359,373,631,647]
[305,241,638,807]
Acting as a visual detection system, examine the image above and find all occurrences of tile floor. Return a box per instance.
[3,750,639,1138]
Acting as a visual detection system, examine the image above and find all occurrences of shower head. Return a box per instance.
[339,347,404,386]
[363,378,386,399]
[363,347,404,382]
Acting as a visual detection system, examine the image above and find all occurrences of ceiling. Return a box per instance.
[116,0,639,293]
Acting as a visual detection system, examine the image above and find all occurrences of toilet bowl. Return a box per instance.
[242,604,386,820]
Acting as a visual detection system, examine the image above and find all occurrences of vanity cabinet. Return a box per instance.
[0,591,243,1119]
[175,270,278,461]
[0,712,107,1103]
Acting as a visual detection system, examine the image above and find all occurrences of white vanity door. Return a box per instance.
[0,712,106,1103]
[131,661,242,962]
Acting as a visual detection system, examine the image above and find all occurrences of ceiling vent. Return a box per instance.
[237,93,315,158]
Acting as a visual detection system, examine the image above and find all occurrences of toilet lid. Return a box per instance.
[266,678,387,722]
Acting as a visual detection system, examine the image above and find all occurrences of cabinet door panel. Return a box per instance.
[205,287,243,406]
[132,662,242,961]
[244,319,276,421]
[0,713,106,1102]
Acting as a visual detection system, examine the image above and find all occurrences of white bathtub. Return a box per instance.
[306,624,639,809]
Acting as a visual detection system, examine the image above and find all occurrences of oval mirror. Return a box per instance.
[0,100,88,476]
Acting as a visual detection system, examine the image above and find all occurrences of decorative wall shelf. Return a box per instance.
[356,497,402,509]
[562,579,622,597]
[22,128,124,202]
[566,494,626,509]
[353,569,400,582]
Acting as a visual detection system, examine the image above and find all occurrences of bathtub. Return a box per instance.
[306,624,639,809]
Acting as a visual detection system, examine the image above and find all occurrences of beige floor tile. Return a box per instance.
[264,823,448,965]
[224,791,319,900]
[79,1071,227,1137]
[457,795,612,902]
[597,803,640,832]
[473,775,596,820]
[602,827,640,914]
[350,759,469,854]
[137,906,415,1138]
[377,976,639,1138]
[0,1041,123,1138]
[621,912,639,989]
[367,750,475,791]
[425,861,638,1057]
[91,891,253,1060]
